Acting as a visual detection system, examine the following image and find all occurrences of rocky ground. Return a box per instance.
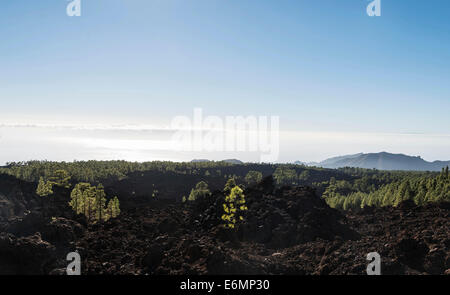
[0,175,449,275]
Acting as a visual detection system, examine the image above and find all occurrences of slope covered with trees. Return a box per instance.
[0,161,448,275]
[326,167,449,210]
[1,161,447,212]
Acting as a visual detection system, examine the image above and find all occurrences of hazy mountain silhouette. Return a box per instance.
[190,159,211,163]
[299,152,450,171]
[222,159,244,164]
[190,159,244,164]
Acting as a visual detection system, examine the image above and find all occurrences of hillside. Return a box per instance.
[0,174,448,275]
[303,152,450,171]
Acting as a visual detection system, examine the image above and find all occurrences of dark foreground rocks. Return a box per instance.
[73,178,449,275]
[0,232,55,274]
[0,175,448,275]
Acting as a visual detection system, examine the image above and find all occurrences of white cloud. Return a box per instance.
[0,125,449,164]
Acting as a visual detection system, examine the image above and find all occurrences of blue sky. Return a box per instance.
[0,0,449,163]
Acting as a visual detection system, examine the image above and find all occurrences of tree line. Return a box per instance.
[35,169,120,223]
[4,160,447,212]
[326,167,449,210]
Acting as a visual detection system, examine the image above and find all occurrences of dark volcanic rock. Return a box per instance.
[1,173,448,275]
[5,212,47,237]
[0,174,41,222]
[191,181,359,248]
[71,176,449,275]
[41,217,84,246]
[394,237,428,270]
[0,232,56,274]
[142,244,164,271]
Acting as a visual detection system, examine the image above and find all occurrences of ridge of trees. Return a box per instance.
[69,183,120,223]
[326,166,449,210]
[34,169,120,223]
[5,160,446,212]
[36,169,71,197]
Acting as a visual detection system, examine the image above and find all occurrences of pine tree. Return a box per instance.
[69,184,81,214]
[298,170,310,181]
[113,197,120,217]
[48,170,71,188]
[69,182,117,223]
[107,197,121,218]
[70,183,92,215]
[107,198,114,219]
[245,171,263,186]
[188,181,211,201]
[36,177,53,197]
[224,177,237,195]
[222,185,247,229]
[85,187,95,222]
[94,184,107,221]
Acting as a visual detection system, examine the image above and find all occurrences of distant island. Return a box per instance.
[191,159,244,165]
[296,152,450,171]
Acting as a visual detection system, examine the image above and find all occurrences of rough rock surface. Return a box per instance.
[0,232,56,274]
[0,175,448,275]
[74,178,449,275]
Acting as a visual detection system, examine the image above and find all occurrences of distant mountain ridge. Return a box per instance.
[297,152,450,171]
[191,159,244,165]
[222,159,244,164]
[190,159,211,163]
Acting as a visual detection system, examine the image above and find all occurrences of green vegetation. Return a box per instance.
[298,170,311,181]
[36,177,53,197]
[4,160,448,213]
[48,169,71,188]
[325,167,449,210]
[36,169,71,197]
[69,182,120,223]
[221,180,247,229]
[32,167,120,223]
[106,196,121,219]
[1,160,242,183]
[273,167,298,186]
[245,170,263,186]
[188,181,211,201]
[224,177,237,195]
